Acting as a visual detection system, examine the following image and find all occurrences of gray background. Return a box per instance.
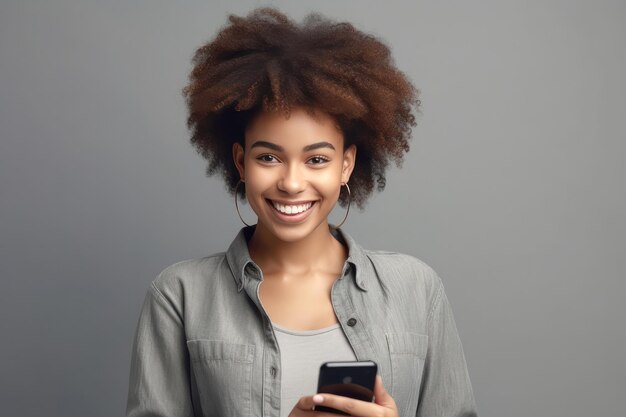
[1,1,624,416]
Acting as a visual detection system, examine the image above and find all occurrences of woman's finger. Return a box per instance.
[311,393,386,417]
[292,394,318,412]
[374,374,397,410]
[292,377,398,416]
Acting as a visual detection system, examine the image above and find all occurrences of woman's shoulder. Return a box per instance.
[361,248,444,295]
[340,230,443,292]
[363,248,432,268]
[150,251,230,297]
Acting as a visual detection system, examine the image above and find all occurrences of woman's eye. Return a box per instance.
[257,154,278,163]
[308,155,330,165]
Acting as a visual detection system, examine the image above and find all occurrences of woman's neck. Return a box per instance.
[248,221,347,277]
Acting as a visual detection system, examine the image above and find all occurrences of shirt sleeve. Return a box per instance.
[126,282,198,417]
[416,276,478,417]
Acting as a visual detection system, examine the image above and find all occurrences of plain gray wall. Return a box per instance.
[1,1,624,416]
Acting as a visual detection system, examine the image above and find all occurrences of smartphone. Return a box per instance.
[314,360,378,415]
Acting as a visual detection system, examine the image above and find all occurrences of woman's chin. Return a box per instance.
[255,213,330,243]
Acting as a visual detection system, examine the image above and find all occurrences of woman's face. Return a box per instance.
[233,106,356,243]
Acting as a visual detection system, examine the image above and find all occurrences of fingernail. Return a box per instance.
[313,394,324,403]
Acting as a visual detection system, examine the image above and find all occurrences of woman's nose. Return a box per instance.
[277,165,306,194]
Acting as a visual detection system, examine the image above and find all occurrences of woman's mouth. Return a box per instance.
[266,199,316,222]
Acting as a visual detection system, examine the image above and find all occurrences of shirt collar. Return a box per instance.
[225,226,369,292]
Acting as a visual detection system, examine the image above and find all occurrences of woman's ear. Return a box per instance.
[341,144,357,184]
[232,142,245,180]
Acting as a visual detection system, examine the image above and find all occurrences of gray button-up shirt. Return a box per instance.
[126,226,477,417]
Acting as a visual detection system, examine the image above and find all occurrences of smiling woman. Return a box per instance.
[126,7,477,417]
[233,107,356,243]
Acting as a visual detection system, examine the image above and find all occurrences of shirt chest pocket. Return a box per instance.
[187,340,255,417]
[386,332,428,417]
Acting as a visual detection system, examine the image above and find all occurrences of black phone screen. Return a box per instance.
[314,361,378,415]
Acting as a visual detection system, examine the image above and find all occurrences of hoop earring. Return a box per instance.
[234,180,253,227]
[332,183,351,229]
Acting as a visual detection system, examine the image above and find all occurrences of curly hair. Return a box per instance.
[183,7,419,208]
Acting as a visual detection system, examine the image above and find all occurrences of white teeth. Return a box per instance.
[272,201,313,214]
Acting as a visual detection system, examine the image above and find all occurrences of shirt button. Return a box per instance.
[270,367,277,377]
[347,318,357,327]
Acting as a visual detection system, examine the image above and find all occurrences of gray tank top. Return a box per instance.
[272,322,357,417]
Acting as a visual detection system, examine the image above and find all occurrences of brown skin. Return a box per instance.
[184,7,419,209]
[292,375,398,417]
[233,106,398,416]
[233,106,353,330]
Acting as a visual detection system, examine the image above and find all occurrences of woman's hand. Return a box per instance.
[288,374,398,416]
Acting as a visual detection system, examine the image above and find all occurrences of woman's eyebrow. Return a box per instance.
[249,141,336,152]
[250,140,283,151]
[302,141,336,152]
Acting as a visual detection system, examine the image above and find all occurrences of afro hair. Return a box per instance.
[183,7,420,208]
